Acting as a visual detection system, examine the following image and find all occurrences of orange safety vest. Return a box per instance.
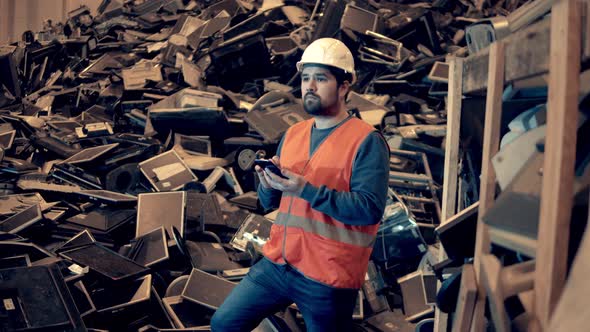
[263,117,380,289]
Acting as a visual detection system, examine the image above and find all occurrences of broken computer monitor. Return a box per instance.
[149,106,229,138]
[67,280,96,317]
[181,268,236,310]
[371,200,427,264]
[163,296,215,328]
[138,150,198,191]
[0,46,22,98]
[128,226,169,267]
[90,274,152,314]
[47,120,83,132]
[57,230,96,255]
[185,192,225,231]
[0,255,31,269]
[397,271,434,322]
[0,265,85,331]
[0,204,43,234]
[50,163,102,189]
[65,207,135,233]
[0,241,54,263]
[341,4,381,36]
[61,143,119,165]
[230,213,273,251]
[228,192,258,210]
[59,243,149,282]
[435,202,478,261]
[77,190,137,205]
[0,193,45,217]
[136,191,186,238]
[185,241,242,273]
[244,103,310,143]
[0,130,16,149]
[427,61,449,83]
[177,134,212,157]
[207,31,273,92]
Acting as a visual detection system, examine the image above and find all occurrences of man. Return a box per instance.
[211,38,389,332]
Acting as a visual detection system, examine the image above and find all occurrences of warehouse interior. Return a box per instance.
[0,0,589,331]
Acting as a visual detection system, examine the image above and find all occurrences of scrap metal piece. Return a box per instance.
[122,61,163,90]
[341,4,381,35]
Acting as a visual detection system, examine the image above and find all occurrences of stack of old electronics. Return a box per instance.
[0,0,539,330]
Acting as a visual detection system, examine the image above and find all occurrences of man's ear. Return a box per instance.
[338,81,351,100]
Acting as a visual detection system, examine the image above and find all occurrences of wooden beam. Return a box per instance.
[440,56,464,223]
[546,193,590,330]
[463,19,551,94]
[470,40,506,332]
[451,264,477,332]
[435,56,464,332]
[533,0,582,329]
[488,227,537,258]
[464,3,590,94]
[481,254,510,332]
[433,249,449,332]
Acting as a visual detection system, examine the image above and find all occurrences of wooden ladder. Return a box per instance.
[435,0,586,330]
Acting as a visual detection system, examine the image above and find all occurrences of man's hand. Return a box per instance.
[254,156,280,189]
[255,156,306,195]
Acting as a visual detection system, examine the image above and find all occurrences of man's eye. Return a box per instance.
[317,78,326,82]
[302,77,309,82]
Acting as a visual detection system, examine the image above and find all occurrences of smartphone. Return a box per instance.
[254,159,288,179]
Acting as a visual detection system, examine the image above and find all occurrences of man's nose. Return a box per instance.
[305,79,317,92]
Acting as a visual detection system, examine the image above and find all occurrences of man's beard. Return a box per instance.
[303,93,324,115]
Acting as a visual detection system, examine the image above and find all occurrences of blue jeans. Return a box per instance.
[210,258,358,332]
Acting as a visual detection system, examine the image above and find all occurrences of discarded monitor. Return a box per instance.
[341,4,381,35]
[244,102,310,143]
[0,255,31,269]
[397,271,434,322]
[0,193,45,216]
[162,296,215,328]
[181,268,236,310]
[0,129,16,149]
[435,202,478,260]
[138,150,198,191]
[50,163,102,189]
[68,280,96,317]
[427,61,449,83]
[0,203,43,234]
[230,213,273,251]
[61,143,119,165]
[66,207,135,233]
[137,191,186,238]
[185,192,224,230]
[185,241,242,273]
[0,265,85,331]
[57,229,96,253]
[77,190,137,205]
[90,274,152,314]
[371,200,427,263]
[128,226,170,267]
[59,243,149,282]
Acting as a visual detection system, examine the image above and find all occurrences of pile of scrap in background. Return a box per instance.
[0,0,536,331]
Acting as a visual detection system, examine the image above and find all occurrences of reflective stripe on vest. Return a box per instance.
[275,211,376,248]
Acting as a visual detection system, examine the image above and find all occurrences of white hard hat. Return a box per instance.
[296,38,356,83]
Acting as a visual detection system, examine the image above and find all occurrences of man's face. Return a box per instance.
[301,66,340,116]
